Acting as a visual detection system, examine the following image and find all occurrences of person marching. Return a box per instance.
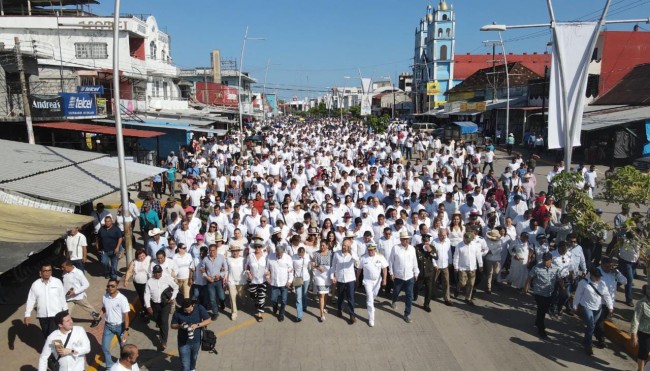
[356,243,388,327]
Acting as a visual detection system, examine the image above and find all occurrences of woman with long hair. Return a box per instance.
[321,218,333,240]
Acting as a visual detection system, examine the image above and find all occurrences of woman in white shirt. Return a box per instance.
[204,222,219,246]
[172,243,194,299]
[226,245,246,320]
[246,240,268,322]
[124,248,151,317]
[507,232,532,291]
[292,247,312,322]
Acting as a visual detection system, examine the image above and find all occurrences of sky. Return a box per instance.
[92,0,650,99]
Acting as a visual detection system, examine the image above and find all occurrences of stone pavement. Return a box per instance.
[0,146,640,370]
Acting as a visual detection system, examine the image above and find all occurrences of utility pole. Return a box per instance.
[15,37,35,144]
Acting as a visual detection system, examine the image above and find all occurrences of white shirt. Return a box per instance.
[25,277,68,318]
[62,267,90,301]
[597,267,627,303]
[292,254,311,279]
[65,233,87,261]
[266,253,293,287]
[102,292,130,325]
[149,259,177,279]
[389,244,420,281]
[246,253,268,285]
[144,276,179,307]
[330,251,359,283]
[573,278,613,311]
[226,256,246,285]
[38,326,91,371]
[172,253,194,280]
[110,363,141,371]
[359,253,388,281]
[453,242,483,271]
[432,238,452,268]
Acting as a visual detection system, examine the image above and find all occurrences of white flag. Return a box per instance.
[547,22,599,149]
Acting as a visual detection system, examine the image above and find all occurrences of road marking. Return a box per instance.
[140,313,267,368]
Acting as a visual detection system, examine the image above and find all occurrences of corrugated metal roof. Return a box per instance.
[33,121,166,138]
[582,106,650,131]
[0,156,164,205]
[0,139,106,183]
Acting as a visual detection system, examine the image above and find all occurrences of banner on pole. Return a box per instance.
[547,22,599,149]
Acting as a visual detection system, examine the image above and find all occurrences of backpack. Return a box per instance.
[201,329,218,354]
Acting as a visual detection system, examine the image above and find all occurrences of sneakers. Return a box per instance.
[369,320,375,327]
[90,313,102,328]
[404,315,412,323]
[231,313,237,321]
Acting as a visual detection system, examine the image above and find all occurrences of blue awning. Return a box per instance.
[451,121,478,134]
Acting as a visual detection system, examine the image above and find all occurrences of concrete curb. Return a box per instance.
[603,319,637,357]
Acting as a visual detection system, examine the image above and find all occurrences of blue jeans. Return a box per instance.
[192,284,209,310]
[271,286,288,316]
[580,305,602,348]
[102,322,124,368]
[619,259,636,304]
[295,279,310,319]
[101,251,118,278]
[392,278,415,316]
[178,341,200,371]
[206,280,225,314]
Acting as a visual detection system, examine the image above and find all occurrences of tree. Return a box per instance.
[601,165,650,282]
[367,114,390,134]
[551,171,609,241]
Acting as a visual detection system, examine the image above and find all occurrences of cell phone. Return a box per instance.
[53,339,63,351]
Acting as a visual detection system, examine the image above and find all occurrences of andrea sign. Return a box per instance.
[30,95,63,118]
[77,85,105,94]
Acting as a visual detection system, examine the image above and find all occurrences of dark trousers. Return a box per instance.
[414,274,435,307]
[337,281,356,315]
[134,282,146,309]
[71,259,85,272]
[153,182,162,198]
[38,316,57,338]
[151,302,171,345]
[382,270,394,298]
[534,294,552,332]
[482,161,494,173]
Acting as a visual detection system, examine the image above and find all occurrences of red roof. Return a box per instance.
[600,31,650,96]
[454,53,550,80]
[33,122,165,138]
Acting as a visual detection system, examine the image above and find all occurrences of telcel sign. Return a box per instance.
[61,93,97,117]
[77,85,105,94]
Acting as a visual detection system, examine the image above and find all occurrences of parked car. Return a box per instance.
[410,122,438,134]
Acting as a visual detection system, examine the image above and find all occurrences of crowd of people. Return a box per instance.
[23,117,646,370]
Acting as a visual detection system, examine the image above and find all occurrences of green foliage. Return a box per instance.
[347,106,361,119]
[367,114,391,134]
[551,171,610,241]
[602,165,650,207]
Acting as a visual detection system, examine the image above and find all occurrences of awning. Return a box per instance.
[95,119,228,135]
[0,203,93,274]
[1,156,165,205]
[33,121,165,138]
[451,121,479,134]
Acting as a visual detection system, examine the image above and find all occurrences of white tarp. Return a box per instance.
[547,22,600,149]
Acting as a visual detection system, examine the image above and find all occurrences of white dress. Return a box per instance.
[312,251,333,294]
[507,240,530,289]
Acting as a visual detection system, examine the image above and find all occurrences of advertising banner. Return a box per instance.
[61,93,97,117]
[30,95,63,118]
[77,85,105,94]
[426,81,440,96]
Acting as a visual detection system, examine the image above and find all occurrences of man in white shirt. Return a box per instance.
[266,245,293,322]
[65,227,88,272]
[453,232,483,305]
[109,344,140,371]
[432,229,453,306]
[37,310,91,371]
[389,230,420,323]
[356,243,388,327]
[331,238,359,324]
[572,267,613,355]
[24,263,68,338]
[61,261,101,328]
[102,278,131,369]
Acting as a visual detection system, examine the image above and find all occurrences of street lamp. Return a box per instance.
[481,30,510,144]
[238,26,265,147]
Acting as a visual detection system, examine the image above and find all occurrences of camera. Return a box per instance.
[182,323,195,341]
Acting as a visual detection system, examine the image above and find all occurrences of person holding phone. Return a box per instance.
[37,310,90,371]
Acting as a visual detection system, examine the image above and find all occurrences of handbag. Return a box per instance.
[160,286,174,304]
[292,258,305,287]
[48,328,72,371]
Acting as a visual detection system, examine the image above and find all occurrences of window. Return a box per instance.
[442,14,448,21]
[440,45,448,60]
[154,81,160,97]
[149,41,157,60]
[437,28,443,37]
[446,28,451,37]
[75,43,108,59]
